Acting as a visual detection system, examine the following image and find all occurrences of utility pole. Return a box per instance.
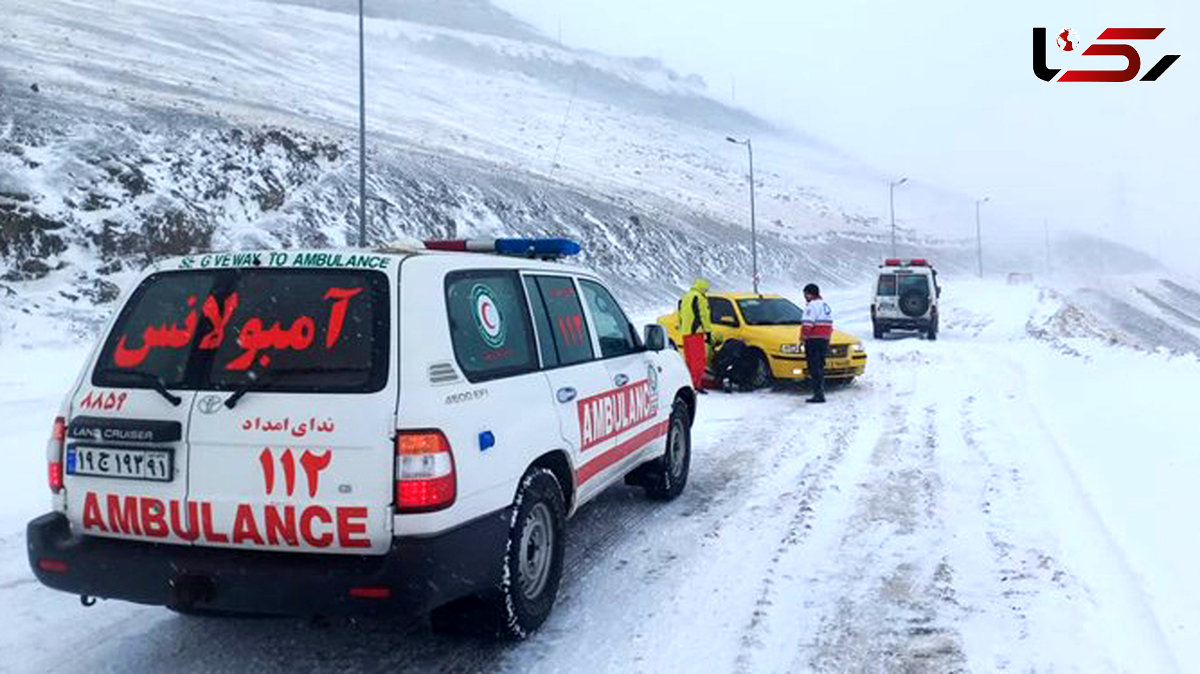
[975,197,989,278]
[357,0,368,248]
[726,136,758,293]
[889,177,907,257]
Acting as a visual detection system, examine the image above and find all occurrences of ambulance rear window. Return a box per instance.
[93,269,390,393]
[877,275,897,296]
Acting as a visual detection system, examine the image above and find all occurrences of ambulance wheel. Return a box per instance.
[747,352,772,391]
[494,468,566,639]
[873,321,884,339]
[926,320,939,341]
[643,399,691,501]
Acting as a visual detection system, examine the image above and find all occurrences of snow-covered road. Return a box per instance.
[3,280,1198,672]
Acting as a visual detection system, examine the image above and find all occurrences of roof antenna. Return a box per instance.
[357,0,368,248]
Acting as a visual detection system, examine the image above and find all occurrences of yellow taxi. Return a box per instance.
[658,292,867,388]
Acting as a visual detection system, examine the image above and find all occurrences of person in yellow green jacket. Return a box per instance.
[678,278,713,392]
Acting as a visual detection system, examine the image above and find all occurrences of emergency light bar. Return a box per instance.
[423,238,581,259]
[882,258,931,267]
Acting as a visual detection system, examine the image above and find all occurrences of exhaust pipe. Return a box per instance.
[80,595,97,607]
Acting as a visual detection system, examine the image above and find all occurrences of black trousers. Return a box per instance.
[805,338,829,398]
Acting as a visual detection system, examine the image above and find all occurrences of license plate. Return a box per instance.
[66,445,173,482]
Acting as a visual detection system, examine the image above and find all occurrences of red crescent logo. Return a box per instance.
[481,301,497,330]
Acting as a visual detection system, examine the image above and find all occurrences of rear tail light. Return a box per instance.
[48,462,63,493]
[348,586,391,600]
[395,431,456,513]
[49,416,66,493]
[38,559,68,574]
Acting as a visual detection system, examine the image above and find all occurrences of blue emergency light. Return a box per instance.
[424,238,581,259]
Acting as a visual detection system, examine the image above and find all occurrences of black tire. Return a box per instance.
[872,320,884,339]
[927,321,939,341]
[492,468,566,639]
[899,290,930,318]
[643,399,692,501]
[746,351,772,391]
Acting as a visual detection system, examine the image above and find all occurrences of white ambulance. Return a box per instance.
[27,238,696,638]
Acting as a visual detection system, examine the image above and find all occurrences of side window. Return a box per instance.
[445,271,539,382]
[877,275,898,296]
[579,279,639,359]
[531,275,594,366]
[523,276,559,368]
[710,297,739,326]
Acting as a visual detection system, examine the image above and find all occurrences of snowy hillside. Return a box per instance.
[1,0,1171,350]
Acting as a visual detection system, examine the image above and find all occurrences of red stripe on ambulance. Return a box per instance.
[80,492,370,549]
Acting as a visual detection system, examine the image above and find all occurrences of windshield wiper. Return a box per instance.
[223,367,369,409]
[95,368,183,407]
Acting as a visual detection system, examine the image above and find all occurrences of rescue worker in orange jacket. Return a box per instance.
[678,279,713,393]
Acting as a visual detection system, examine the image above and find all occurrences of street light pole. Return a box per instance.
[357,0,368,248]
[726,136,758,294]
[975,197,989,278]
[889,177,907,257]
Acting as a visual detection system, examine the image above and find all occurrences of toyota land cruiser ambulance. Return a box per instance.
[27,238,696,637]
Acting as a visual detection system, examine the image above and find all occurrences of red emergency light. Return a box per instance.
[882,258,931,268]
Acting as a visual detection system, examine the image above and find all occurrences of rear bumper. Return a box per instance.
[27,508,511,617]
[875,316,933,330]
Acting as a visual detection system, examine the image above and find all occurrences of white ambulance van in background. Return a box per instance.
[27,238,696,638]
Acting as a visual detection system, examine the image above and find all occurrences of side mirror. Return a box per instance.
[644,324,668,352]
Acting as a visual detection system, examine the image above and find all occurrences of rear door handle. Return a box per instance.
[614,374,630,387]
[556,387,577,403]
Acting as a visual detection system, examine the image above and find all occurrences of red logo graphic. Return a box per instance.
[1034,27,1181,82]
[1056,28,1079,51]
[259,448,332,497]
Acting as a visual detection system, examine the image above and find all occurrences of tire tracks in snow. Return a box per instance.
[729,360,968,673]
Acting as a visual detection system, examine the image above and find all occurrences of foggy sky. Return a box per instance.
[495,0,1200,273]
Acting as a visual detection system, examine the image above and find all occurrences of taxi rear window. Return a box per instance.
[93,269,390,393]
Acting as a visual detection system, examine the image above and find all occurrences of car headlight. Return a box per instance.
[781,343,802,354]
[851,343,865,353]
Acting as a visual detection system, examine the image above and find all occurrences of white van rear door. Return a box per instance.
[182,266,397,555]
[64,271,212,545]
